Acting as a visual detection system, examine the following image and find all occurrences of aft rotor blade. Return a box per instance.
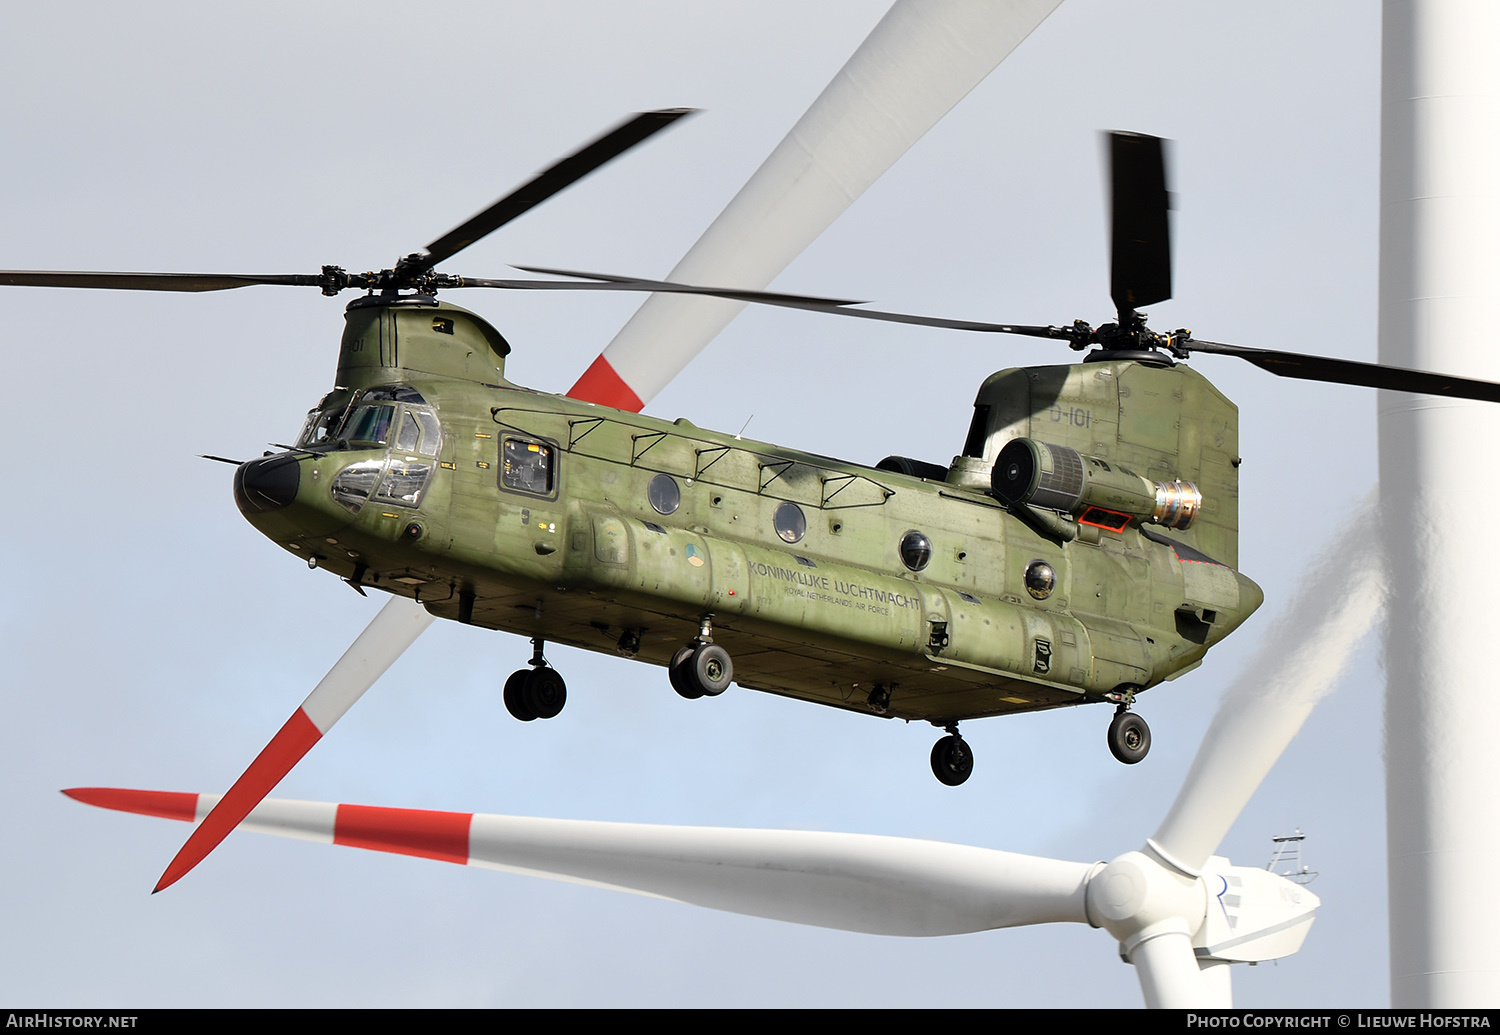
[0,270,321,292]
[152,595,434,892]
[1149,494,1386,873]
[71,788,1096,936]
[1185,337,1500,403]
[414,109,696,275]
[517,265,1062,337]
[567,0,1065,412]
[1109,131,1172,315]
[509,265,865,307]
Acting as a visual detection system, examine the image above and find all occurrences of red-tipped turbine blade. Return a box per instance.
[567,1,1062,410]
[64,787,201,822]
[153,595,434,892]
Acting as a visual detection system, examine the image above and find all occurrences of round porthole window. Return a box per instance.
[899,530,932,571]
[774,501,806,544]
[648,473,681,515]
[1025,560,1056,600]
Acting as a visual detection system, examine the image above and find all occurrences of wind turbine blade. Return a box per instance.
[1149,492,1387,873]
[1132,931,1226,1008]
[152,595,434,892]
[74,789,1094,936]
[567,0,1064,411]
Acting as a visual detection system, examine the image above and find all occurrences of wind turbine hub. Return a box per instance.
[1086,849,1206,955]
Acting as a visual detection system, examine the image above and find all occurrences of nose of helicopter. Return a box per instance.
[234,453,301,515]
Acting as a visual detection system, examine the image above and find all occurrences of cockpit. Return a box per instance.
[296,385,445,513]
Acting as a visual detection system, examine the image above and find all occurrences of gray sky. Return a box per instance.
[0,1,1388,1007]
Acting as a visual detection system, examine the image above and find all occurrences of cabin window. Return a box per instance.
[1024,559,1056,600]
[774,502,806,544]
[899,530,932,571]
[501,437,556,498]
[648,473,681,515]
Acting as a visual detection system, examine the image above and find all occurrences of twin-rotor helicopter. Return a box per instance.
[11,109,1499,893]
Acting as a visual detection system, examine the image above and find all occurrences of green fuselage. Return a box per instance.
[236,296,1261,727]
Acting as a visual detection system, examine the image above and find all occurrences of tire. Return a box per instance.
[523,666,567,720]
[1108,710,1151,764]
[503,669,537,722]
[930,735,973,786]
[690,643,733,697]
[669,645,702,699]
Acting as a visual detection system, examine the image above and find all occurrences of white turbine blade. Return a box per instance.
[71,788,1095,937]
[1149,491,1387,873]
[153,595,434,891]
[1197,959,1234,1009]
[567,0,1064,411]
[1133,931,1224,1008]
[463,815,1093,935]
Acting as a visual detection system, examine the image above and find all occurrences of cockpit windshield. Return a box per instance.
[294,385,440,456]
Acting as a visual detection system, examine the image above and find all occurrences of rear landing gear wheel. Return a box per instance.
[669,642,733,699]
[504,669,537,722]
[930,733,973,786]
[690,643,732,696]
[522,666,567,719]
[504,636,566,721]
[1108,709,1151,764]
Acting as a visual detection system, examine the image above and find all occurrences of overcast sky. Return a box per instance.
[0,1,1389,1007]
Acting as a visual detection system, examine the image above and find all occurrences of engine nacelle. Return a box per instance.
[991,438,1202,531]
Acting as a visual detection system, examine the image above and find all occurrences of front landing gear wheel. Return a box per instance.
[1108,709,1151,764]
[930,734,973,786]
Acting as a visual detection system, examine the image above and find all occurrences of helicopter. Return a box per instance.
[8,102,1499,894]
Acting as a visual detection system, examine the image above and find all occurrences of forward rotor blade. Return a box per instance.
[1185,337,1500,403]
[72,789,1096,936]
[1109,131,1172,315]
[0,270,320,292]
[152,595,434,892]
[568,0,1064,412]
[1149,492,1386,873]
[414,109,695,275]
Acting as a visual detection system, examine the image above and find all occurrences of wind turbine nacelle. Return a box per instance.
[1194,856,1320,963]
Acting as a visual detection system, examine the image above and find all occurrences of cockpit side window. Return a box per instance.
[396,411,420,453]
[414,410,442,457]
